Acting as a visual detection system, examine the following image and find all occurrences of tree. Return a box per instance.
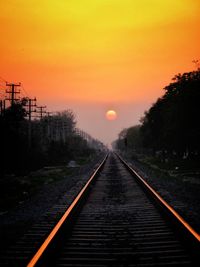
[140,69,200,157]
[1,100,29,175]
[126,125,142,149]
[115,125,142,151]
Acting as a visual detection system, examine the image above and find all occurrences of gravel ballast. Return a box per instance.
[0,152,199,265]
[0,154,105,260]
[124,155,200,234]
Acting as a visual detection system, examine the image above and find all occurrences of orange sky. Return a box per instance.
[0,0,200,145]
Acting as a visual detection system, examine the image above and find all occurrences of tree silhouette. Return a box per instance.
[115,69,200,163]
[141,69,200,157]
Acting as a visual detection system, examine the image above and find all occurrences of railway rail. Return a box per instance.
[3,153,200,266]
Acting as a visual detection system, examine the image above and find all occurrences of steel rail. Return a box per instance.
[27,154,108,267]
[117,153,200,243]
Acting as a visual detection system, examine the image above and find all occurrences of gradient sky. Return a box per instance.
[0,0,200,146]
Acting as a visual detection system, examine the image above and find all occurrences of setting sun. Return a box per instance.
[106,110,117,121]
[0,0,199,144]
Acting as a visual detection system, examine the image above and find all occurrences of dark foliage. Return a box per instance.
[115,69,200,162]
[141,70,200,155]
[0,103,102,178]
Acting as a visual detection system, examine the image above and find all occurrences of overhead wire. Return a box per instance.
[0,75,7,83]
[21,84,30,98]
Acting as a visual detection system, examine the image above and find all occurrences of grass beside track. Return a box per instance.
[0,156,92,212]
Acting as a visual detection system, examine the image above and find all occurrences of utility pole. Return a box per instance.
[35,106,47,146]
[26,98,37,148]
[36,106,46,120]
[46,112,53,140]
[6,82,21,106]
[27,98,37,121]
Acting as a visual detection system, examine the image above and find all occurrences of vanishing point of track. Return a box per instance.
[9,153,200,266]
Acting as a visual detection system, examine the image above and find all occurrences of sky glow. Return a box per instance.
[0,0,200,145]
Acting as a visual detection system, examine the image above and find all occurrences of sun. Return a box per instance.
[106,110,117,120]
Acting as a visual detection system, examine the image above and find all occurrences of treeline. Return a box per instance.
[0,84,105,177]
[114,69,200,164]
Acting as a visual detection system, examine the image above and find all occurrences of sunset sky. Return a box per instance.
[0,0,200,146]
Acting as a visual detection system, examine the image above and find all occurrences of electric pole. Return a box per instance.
[27,98,37,121]
[36,106,46,120]
[26,98,37,148]
[6,82,21,106]
[46,112,54,140]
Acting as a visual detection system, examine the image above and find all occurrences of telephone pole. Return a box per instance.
[27,98,37,121]
[6,82,21,106]
[46,112,53,140]
[36,106,46,120]
[26,98,37,148]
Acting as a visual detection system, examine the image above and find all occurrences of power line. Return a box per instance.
[0,75,7,83]
[21,84,30,98]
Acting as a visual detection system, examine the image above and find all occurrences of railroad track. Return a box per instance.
[3,153,200,266]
